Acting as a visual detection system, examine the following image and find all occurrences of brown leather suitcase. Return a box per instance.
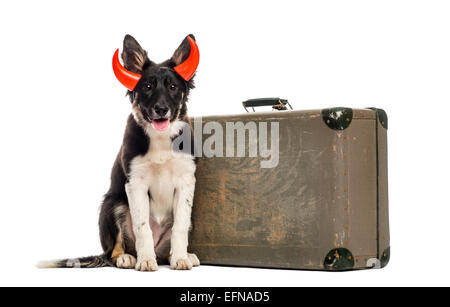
[189,100,390,271]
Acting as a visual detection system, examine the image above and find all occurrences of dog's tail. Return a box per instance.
[36,254,113,269]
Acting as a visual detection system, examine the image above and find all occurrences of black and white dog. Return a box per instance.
[39,34,200,271]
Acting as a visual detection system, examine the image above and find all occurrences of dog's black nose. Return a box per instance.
[154,105,169,117]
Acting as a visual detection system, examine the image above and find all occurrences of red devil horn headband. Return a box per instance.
[112,36,200,91]
[174,36,200,82]
[112,49,142,91]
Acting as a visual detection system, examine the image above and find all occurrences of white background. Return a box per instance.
[0,0,449,287]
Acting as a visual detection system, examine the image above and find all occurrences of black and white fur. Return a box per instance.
[38,34,199,271]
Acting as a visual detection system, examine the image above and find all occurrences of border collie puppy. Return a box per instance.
[39,34,200,271]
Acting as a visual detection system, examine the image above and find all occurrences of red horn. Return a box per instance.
[174,36,200,81]
[112,49,142,91]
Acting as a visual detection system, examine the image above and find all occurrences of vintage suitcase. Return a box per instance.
[189,100,390,271]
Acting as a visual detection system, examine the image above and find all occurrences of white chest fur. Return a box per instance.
[128,121,196,225]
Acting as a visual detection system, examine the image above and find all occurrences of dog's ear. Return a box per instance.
[121,35,149,74]
[171,34,196,66]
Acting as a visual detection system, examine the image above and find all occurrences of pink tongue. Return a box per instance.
[153,119,170,131]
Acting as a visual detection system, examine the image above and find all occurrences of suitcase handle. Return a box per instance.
[242,98,293,113]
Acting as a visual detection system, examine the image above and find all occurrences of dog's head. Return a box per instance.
[115,34,198,132]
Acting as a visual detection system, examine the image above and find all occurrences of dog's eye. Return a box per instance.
[169,84,177,91]
[144,82,153,90]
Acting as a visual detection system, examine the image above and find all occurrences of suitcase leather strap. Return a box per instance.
[242,98,292,112]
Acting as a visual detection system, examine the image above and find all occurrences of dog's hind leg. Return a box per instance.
[99,195,137,269]
[110,204,137,269]
[188,253,200,267]
[112,229,136,269]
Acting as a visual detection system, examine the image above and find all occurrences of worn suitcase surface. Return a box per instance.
[189,106,390,271]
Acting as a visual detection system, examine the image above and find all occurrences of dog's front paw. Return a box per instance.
[170,254,198,270]
[135,257,158,272]
[171,257,192,270]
